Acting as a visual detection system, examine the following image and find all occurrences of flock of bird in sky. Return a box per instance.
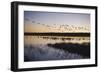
[30,20,90,32]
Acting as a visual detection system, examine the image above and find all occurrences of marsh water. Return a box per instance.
[24,35,90,62]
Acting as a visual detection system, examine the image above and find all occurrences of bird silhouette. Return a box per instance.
[32,21,35,23]
[37,22,40,24]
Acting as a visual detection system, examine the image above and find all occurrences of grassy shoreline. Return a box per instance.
[47,42,90,58]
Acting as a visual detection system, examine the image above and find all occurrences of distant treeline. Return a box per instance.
[24,32,90,37]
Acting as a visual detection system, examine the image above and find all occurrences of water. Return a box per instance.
[24,35,90,62]
[24,36,90,45]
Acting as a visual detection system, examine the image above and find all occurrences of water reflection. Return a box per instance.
[24,35,90,62]
[24,36,90,45]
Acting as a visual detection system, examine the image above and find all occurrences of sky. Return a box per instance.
[24,11,90,33]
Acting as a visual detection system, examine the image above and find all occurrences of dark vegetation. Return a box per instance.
[47,43,90,58]
[24,32,90,37]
